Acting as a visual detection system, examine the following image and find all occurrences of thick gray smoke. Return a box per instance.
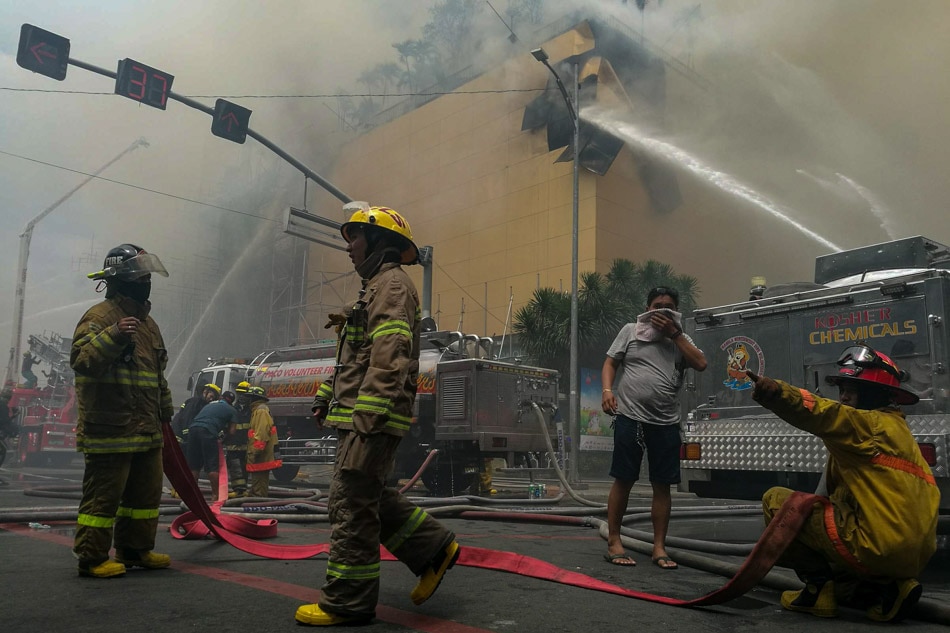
[1,1,948,397]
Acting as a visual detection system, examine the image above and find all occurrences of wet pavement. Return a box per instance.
[2,460,948,632]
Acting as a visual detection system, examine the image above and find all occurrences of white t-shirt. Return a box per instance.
[606,323,698,425]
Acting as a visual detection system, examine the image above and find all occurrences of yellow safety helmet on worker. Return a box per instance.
[340,203,419,265]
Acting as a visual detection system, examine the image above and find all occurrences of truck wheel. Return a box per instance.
[272,464,300,483]
[421,463,474,497]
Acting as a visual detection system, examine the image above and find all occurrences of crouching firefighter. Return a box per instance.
[71,243,175,578]
[296,204,460,626]
[746,342,939,622]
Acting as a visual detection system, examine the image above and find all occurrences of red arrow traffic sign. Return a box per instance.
[17,24,70,81]
[31,42,57,64]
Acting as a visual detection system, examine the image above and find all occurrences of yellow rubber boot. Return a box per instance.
[867,579,922,622]
[294,604,372,626]
[410,540,461,605]
[781,579,837,618]
[78,560,126,578]
[116,551,171,569]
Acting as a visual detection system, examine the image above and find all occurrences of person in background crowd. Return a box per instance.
[298,205,460,626]
[244,386,281,498]
[172,383,220,446]
[224,381,253,497]
[601,286,707,569]
[185,390,238,502]
[71,243,174,578]
[747,342,938,622]
[21,352,40,389]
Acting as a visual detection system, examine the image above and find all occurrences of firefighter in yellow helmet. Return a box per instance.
[224,381,253,497]
[244,386,281,497]
[297,204,459,626]
[71,243,173,578]
[747,343,938,622]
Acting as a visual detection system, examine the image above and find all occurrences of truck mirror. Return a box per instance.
[186,375,194,392]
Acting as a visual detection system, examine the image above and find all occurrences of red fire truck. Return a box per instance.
[3,332,77,467]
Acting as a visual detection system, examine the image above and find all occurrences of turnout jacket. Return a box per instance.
[756,380,939,579]
[70,294,174,453]
[312,261,420,438]
[245,400,281,472]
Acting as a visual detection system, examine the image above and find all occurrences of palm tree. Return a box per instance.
[514,258,699,380]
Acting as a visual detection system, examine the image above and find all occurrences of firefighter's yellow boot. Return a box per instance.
[116,550,171,569]
[78,559,126,578]
[410,540,460,605]
[294,604,372,626]
[781,579,837,618]
[867,579,922,622]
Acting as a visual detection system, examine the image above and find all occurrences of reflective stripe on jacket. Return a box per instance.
[318,262,420,438]
[70,294,174,453]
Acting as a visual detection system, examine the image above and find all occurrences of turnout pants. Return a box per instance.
[320,430,455,617]
[225,448,247,495]
[763,486,852,577]
[74,448,163,566]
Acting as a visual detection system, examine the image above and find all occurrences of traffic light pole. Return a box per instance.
[66,57,353,210]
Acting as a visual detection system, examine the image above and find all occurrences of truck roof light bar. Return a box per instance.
[740,294,853,319]
[880,281,913,297]
[694,312,721,326]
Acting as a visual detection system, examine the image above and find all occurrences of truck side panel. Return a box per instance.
[681,271,950,509]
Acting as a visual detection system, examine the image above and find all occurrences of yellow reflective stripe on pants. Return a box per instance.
[326,560,380,580]
[77,513,116,528]
[383,506,425,553]
[116,506,160,520]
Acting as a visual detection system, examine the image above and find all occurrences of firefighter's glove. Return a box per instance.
[324,313,347,333]
[746,370,780,403]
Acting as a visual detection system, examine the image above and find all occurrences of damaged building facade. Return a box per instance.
[299,17,839,340]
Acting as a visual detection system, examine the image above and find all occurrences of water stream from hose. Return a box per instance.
[584,106,843,252]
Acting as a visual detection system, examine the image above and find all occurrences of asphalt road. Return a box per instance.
[1,459,948,632]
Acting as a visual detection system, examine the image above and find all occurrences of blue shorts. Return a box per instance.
[609,414,681,485]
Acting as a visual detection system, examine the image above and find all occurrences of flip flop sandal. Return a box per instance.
[604,552,636,566]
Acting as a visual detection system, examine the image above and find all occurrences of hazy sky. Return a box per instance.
[2,0,949,383]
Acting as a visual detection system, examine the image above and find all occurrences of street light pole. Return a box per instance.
[3,138,149,387]
[532,48,581,484]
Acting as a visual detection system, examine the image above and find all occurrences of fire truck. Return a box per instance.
[188,330,561,495]
[3,332,78,467]
[680,236,950,511]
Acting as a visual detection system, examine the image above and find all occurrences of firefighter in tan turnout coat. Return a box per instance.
[296,205,460,627]
[244,386,281,498]
[71,244,174,578]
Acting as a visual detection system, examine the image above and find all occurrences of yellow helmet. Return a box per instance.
[203,383,221,395]
[341,205,419,265]
[235,381,251,394]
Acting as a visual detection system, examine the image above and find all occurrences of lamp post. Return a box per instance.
[532,47,581,484]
